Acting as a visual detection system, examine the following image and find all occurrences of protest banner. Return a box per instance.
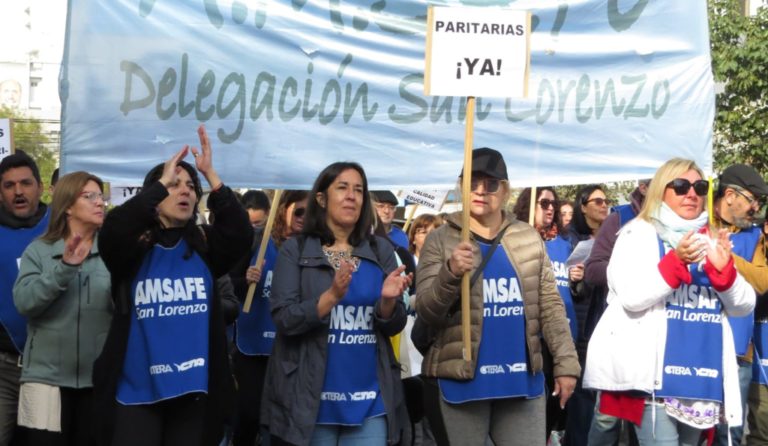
[60,1,715,188]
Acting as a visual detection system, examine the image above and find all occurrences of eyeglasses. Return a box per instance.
[80,191,105,203]
[584,197,613,207]
[470,178,502,193]
[375,203,396,212]
[537,199,558,209]
[666,178,708,197]
[729,185,763,209]
[293,207,306,217]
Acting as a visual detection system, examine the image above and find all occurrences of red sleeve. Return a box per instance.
[658,250,692,288]
[704,256,737,292]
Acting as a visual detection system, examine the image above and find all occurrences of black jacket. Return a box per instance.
[92,181,251,445]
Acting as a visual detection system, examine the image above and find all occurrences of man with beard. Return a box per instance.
[0,151,49,445]
[711,164,768,446]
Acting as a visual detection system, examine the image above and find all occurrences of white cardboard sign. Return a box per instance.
[398,189,449,211]
[107,184,143,206]
[0,119,13,161]
[425,6,530,98]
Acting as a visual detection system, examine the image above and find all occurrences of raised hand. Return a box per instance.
[329,259,355,301]
[381,265,412,300]
[674,231,706,265]
[158,145,189,188]
[62,233,91,266]
[190,124,222,190]
[706,229,732,271]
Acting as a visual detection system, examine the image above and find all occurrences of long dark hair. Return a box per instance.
[303,162,373,247]
[513,187,560,228]
[571,184,605,238]
[141,160,206,258]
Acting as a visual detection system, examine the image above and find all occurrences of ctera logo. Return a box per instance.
[173,357,205,372]
[149,364,173,375]
[664,365,692,376]
[479,365,505,375]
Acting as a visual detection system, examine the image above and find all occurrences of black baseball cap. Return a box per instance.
[720,164,768,197]
[459,147,508,180]
[371,190,398,205]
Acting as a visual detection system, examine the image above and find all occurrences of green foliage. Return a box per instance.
[709,0,768,174]
[0,106,57,203]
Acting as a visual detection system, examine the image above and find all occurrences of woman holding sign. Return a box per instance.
[262,162,411,446]
[414,148,580,446]
[93,125,251,446]
[229,190,307,446]
[583,158,754,444]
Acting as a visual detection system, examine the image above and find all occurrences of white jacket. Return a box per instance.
[583,218,755,427]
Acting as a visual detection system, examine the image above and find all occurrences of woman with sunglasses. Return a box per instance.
[93,125,252,446]
[262,162,412,446]
[415,148,580,446]
[229,190,308,446]
[513,187,580,442]
[584,158,754,445]
[13,172,111,445]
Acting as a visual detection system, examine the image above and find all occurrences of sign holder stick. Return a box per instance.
[243,189,283,313]
[403,204,419,233]
[460,96,476,363]
[528,186,537,226]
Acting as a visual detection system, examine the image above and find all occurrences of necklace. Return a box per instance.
[322,247,360,271]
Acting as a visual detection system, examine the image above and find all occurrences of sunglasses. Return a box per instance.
[537,199,558,209]
[585,197,613,207]
[666,178,708,197]
[293,207,306,217]
[470,178,502,193]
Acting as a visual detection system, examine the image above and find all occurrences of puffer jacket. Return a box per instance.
[414,211,580,381]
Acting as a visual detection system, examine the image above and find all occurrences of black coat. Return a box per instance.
[92,181,251,445]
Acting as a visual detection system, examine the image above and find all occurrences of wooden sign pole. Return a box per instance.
[403,204,419,233]
[461,96,476,363]
[243,189,283,313]
[528,186,537,226]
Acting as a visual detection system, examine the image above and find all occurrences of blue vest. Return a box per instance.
[440,241,544,403]
[317,259,385,425]
[545,235,578,340]
[388,226,409,251]
[753,317,768,385]
[611,203,637,227]
[658,255,724,403]
[235,238,278,355]
[0,209,50,352]
[117,240,212,405]
[727,227,761,356]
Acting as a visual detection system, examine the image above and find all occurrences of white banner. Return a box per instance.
[60,0,715,188]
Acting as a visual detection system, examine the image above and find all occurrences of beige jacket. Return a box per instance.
[414,211,580,380]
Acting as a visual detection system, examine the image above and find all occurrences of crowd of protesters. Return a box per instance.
[0,132,767,446]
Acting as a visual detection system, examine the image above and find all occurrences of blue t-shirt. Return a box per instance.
[388,226,409,251]
[117,240,212,405]
[0,209,50,352]
[235,238,278,355]
[317,259,385,425]
[440,241,544,403]
[658,263,724,403]
[545,235,578,340]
